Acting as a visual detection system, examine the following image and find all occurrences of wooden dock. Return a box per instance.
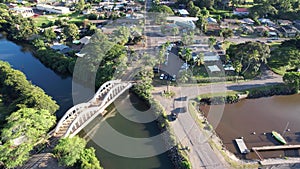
[252,145,300,151]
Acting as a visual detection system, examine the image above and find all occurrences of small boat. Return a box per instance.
[272,131,287,144]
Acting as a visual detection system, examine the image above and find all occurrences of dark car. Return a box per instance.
[153,67,159,73]
[171,112,178,120]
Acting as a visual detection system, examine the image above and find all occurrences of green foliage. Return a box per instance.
[0,108,56,168]
[80,148,102,169]
[220,28,233,41]
[55,136,86,166]
[149,5,174,15]
[0,141,33,168]
[63,23,79,41]
[54,136,101,168]
[132,68,154,101]
[187,1,201,17]
[227,41,270,78]
[283,72,300,92]
[0,61,59,114]
[1,108,56,142]
[42,28,56,42]
[0,8,37,40]
[180,160,192,169]
[246,84,296,98]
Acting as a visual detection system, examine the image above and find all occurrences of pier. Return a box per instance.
[252,144,300,151]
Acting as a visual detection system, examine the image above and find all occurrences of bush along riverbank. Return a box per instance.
[0,61,59,168]
[196,93,240,105]
[131,68,192,169]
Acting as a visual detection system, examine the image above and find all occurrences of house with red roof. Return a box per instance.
[233,8,249,16]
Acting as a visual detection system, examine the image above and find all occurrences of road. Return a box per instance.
[153,69,283,169]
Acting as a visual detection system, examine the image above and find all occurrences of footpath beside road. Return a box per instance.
[153,71,283,169]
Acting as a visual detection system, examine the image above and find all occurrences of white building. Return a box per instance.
[11,7,34,18]
[167,16,197,30]
[36,4,70,14]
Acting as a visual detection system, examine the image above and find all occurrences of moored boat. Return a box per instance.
[272,131,287,144]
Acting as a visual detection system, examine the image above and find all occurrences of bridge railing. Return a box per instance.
[54,102,90,134]
[64,82,133,138]
[90,79,121,103]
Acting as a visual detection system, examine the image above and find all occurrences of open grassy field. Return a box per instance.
[33,12,87,27]
[33,15,58,27]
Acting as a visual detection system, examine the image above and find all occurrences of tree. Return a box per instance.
[113,26,131,45]
[208,37,216,48]
[80,148,102,169]
[182,48,192,63]
[171,26,179,40]
[54,136,102,168]
[196,14,208,33]
[76,0,85,11]
[227,41,270,77]
[63,23,79,41]
[0,108,56,169]
[220,28,233,41]
[283,72,300,92]
[178,70,193,83]
[187,1,201,17]
[54,136,86,166]
[149,5,174,15]
[43,28,56,42]
[132,68,154,100]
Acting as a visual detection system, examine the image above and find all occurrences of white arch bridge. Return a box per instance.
[53,80,133,138]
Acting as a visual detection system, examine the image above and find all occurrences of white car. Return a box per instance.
[159,74,165,80]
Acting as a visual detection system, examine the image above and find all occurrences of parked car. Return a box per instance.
[159,73,165,80]
[171,112,178,120]
[153,67,159,73]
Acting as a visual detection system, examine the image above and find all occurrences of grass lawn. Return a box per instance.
[33,15,58,27]
[33,12,87,27]
[58,11,87,23]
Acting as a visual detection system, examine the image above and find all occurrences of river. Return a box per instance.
[201,94,300,160]
[0,36,173,169]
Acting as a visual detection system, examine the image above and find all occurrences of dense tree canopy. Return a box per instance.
[0,108,56,168]
[283,72,300,92]
[269,39,300,74]
[227,41,270,77]
[0,7,37,40]
[54,136,102,168]
[0,61,59,114]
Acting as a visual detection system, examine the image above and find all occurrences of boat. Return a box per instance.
[272,131,287,144]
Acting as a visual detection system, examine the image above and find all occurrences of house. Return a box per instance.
[293,20,300,31]
[178,9,189,17]
[281,25,298,37]
[203,52,220,62]
[233,8,249,16]
[10,7,34,18]
[242,18,255,25]
[278,19,292,26]
[51,43,71,54]
[254,26,269,36]
[36,4,70,14]
[206,23,221,35]
[207,17,217,24]
[166,16,197,30]
[207,65,221,72]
